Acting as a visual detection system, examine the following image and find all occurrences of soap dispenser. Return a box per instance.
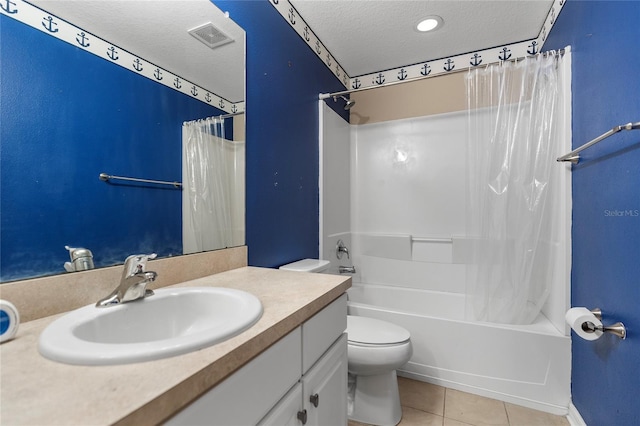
[64,245,95,272]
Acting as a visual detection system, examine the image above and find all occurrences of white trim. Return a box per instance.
[318,99,325,258]
[567,402,588,426]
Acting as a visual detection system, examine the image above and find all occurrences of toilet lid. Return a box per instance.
[347,315,410,345]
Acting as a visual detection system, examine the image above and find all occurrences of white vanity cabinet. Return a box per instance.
[259,334,347,426]
[167,294,347,426]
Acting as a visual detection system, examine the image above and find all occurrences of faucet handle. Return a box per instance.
[336,239,350,260]
[122,253,157,276]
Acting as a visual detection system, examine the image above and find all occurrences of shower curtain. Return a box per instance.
[182,117,233,254]
[465,51,570,325]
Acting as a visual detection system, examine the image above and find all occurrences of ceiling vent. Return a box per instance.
[188,22,234,50]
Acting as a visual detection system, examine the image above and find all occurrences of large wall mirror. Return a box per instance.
[0,0,245,282]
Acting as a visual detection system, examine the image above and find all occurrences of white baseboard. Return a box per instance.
[567,402,587,426]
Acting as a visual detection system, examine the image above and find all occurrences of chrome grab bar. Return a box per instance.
[99,173,182,188]
[557,121,640,164]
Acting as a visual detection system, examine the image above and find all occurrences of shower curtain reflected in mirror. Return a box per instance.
[182,117,244,254]
[465,51,571,325]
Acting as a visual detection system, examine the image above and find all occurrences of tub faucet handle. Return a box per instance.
[336,239,350,259]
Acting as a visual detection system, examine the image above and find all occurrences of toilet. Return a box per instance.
[279,259,413,426]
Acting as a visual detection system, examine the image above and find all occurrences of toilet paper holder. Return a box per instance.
[583,308,627,340]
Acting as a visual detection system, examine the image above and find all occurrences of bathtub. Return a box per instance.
[347,283,571,415]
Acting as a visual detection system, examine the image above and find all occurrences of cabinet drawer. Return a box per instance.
[167,327,302,426]
[301,294,347,373]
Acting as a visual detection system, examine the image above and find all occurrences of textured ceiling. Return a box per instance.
[290,0,555,77]
[29,0,245,102]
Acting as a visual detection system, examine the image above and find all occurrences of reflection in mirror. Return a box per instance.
[0,1,245,282]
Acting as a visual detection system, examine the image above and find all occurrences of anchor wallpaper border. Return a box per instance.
[1,0,244,114]
[269,0,566,92]
[268,0,350,89]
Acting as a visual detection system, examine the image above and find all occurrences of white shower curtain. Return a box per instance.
[465,51,570,325]
[182,117,234,254]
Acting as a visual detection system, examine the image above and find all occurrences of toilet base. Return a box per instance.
[349,370,402,426]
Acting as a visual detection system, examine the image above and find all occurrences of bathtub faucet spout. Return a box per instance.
[339,265,356,274]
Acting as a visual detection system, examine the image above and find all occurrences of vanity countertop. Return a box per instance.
[0,266,351,425]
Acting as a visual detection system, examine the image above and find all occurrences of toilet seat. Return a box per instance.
[347,315,410,346]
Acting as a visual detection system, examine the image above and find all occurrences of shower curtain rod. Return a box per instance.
[319,48,566,100]
[183,111,244,125]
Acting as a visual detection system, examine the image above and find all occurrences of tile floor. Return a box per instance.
[349,377,570,426]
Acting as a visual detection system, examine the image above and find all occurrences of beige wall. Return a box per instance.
[234,113,245,141]
[349,72,467,125]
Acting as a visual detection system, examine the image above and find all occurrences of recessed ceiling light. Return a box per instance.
[416,16,443,32]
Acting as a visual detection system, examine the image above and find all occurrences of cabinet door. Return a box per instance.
[166,328,302,426]
[303,333,348,426]
[258,383,304,426]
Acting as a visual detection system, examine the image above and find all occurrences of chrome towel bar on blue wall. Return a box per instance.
[99,173,182,189]
[557,121,640,164]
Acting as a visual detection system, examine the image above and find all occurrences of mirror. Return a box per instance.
[0,0,245,282]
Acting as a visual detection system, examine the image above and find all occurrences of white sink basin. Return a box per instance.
[38,287,263,365]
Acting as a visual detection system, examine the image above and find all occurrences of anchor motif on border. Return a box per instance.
[542,26,547,42]
[303,26,310,42]
[559,0,565,5]
[420,63,431,76]
[219,99,225,109]
[205,93,212,103]
[272,0,278,4]
[0,0,18,14]
[231,104,238,113]
[174,77,182,89]
[527,41,538,55]
[42,16,58,33]
[288,7,296,25]
[336,65,341,78]
[154,68,163,80]
[352,78,361,90]
[550,7,556,24]
[76,32,90,48]
[498,47,511,61]
[315,41,321,55]
[374,73,385,85]
[397,68,407,81]
[107,46,118,61]
[470,53,482,66]
[132,58,143,72]
[343,76,348,86]
[326,53,332,67]
[443,59,455,72]
[191,86,198,97]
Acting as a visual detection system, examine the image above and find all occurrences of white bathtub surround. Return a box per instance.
[319,62,572,415]
[348,283,571,415]
[465,49,572,325]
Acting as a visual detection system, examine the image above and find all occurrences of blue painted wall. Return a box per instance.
[212,1,348,268]
[1,15,222,281]
[546,1,640,424]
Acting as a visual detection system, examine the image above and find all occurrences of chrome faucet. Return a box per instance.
[336,239,350,259]
[96,253,158,308]
[339,265,356,274]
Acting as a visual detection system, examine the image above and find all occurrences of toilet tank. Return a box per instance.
[279,259,330,273]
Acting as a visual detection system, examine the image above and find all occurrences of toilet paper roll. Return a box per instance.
[565,307,603,341]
